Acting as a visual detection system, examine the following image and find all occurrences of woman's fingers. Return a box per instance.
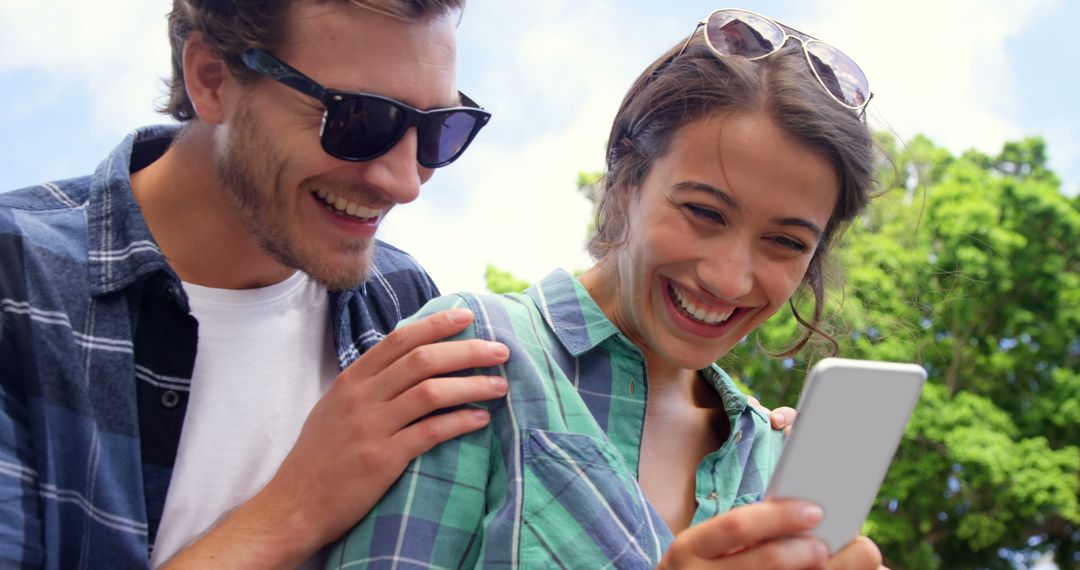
[671,500,823,559]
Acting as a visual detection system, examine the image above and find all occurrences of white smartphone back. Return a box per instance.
[765,358,926,554]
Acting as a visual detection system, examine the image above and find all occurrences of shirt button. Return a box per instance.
[734,430,743,443]
[161,390,180,409]
[706,492,719,500]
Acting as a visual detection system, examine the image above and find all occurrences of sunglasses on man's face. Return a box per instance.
[681,8,872,114]
[241,49,491,168]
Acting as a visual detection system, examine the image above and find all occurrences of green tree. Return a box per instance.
[486,136,1080,569]
[484,264,531,294]
[728,136,1080,569]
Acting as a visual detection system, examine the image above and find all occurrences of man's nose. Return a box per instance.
[353,128,428,205]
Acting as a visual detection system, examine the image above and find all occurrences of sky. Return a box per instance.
[1,0,1078,295]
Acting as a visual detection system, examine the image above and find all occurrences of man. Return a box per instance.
[1,1,506,567]
[0,1,835,569]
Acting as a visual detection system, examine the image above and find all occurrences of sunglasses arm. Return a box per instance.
[675,21,707,59]
[242,49,329,103]
[857,92,874,120]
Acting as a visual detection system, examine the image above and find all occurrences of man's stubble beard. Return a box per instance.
[215,107,375,290]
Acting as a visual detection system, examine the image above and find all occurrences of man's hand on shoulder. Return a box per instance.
[162,308,509,569]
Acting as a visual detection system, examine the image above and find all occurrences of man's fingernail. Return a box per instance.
[489,343,509,358]
[813,540,829,560]
[804,504,824,524]
[489,376,507,391]
[772,412,785,424]
[450,309,473,324]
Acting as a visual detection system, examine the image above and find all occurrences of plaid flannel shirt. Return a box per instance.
[328,269,785,569]
[0,125,440,568]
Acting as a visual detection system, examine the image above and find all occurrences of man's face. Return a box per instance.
[215,2,459,290]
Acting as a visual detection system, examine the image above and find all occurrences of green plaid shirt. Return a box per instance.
[328,269,784,569]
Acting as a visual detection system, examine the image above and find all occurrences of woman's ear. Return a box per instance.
[182,33,231,125]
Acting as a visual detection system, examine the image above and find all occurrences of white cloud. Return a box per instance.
[381,0,672,293]
[0,0,172,133]
[2,0,1073,297]
[802,0,1058,155]
[384,0,1072,293]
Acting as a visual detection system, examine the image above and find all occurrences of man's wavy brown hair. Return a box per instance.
[159,0,465,122]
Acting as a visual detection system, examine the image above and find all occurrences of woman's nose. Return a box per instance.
[700,242,755,300]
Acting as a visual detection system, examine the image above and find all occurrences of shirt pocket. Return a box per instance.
[519,429,660,569]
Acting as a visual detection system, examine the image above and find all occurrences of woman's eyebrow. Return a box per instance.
[673,181,743,211]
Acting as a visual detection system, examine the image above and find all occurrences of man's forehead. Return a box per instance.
[280,1,459,46]
[278,2,459,107]
[290,0,464,23]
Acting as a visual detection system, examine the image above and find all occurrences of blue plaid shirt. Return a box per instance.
[0,125,440,568]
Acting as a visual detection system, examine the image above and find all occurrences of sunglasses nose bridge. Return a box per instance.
[779,33,809,54]
[353,127,425,204]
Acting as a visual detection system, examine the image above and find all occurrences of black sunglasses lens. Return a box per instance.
[706,10,784,58]
[323,97,405,159]
[805,42,869,108]
[418,111,481,167]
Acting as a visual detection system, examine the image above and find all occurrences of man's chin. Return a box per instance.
[303,248,375,291]
[313,268,371,291]
[259,231,375,291]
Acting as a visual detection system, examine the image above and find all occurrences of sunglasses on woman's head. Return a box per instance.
[241,49,491,168]
[680,8,872,114]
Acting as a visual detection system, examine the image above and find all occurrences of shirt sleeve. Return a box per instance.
[324,294,505,569]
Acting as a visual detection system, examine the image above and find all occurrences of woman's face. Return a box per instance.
[598,110,840,373]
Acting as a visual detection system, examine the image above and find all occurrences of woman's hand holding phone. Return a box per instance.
[657,500,885,569]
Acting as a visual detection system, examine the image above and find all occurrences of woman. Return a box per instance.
[329,8,883,569]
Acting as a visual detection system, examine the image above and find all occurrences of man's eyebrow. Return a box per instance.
[673,181,743,211]
[673,181,825,238]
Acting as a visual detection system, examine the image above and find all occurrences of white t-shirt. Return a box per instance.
[150,271,338,569]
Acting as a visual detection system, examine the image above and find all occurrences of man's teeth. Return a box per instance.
[670,284,735,326]
[314,189,382,220]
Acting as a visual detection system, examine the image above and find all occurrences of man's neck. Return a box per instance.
[131,123,294,290]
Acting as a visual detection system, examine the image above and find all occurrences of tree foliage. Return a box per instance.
[730,135,1080,569]
[486,135,1080,568]
[484,264,530,294]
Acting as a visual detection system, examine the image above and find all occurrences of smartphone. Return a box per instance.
[765,357,926,554]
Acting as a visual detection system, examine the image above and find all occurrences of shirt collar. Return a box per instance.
[526,270,752,416]
[701,365,752,418]
[525,268,623,357]
[87,125,181,297]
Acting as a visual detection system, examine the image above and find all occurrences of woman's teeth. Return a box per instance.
[669,283,735,326]
[314,189,382,220]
